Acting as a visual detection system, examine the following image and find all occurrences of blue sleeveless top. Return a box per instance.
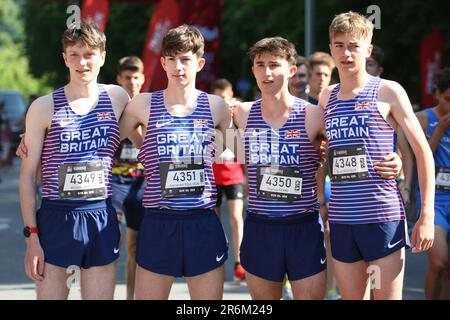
[41,84,120,200]
[244,97,320,217]
[425,108,450,203]
[324,76,405,224]
[138,90,217,210]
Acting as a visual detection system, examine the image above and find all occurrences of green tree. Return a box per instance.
[0,0,51,95]
[23,0,152,88]
[221,0,450,104]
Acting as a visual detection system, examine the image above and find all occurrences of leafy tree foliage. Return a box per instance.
[0,0,51,95]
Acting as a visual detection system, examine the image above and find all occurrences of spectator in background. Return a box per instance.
[210,78,246,282]
[365,45,384,77]
[402,67,450,299]
[307,52,335,105]
[288,56,310,100]
[112,55,146,300]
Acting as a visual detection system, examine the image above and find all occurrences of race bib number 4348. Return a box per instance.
[330,146,369,182]
[58,161,106,199]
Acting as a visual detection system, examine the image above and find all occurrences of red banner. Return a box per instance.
[81,0,110,31]
[420,31,444,108]
[141,0,180,92]
[180,0,224,92]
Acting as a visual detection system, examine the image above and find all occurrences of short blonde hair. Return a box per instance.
[248,37,297,66]
[329,11,373,43]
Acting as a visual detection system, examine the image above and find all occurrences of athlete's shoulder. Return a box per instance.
[26,94,54,128]
[231,100,253,130]
[319,84,339,109]
[104,84,130,104]
[207,93,227,108]
[378,78,410,106]
[379,78,404,91]
[28,93,53,114]
[131,92,153,104]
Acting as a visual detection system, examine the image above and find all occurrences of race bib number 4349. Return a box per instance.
[58,161,106,199]
[330,146,369,182]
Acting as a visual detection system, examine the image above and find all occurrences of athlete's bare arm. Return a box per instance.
[105,84,130,116]
[119,93,151,149]
[19,95,53,282]
[380,79,435,252]
[209,94,240,161]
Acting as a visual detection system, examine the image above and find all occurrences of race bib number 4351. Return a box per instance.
[257,166,302,202]
[330,146,369,182]
[159,162,205,198]
[58,161,106,199]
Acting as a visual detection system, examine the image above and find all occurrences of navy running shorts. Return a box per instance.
[240,211,326,282]
[37,198,120,269]
[329,219,411,263]
[136,208,228,277]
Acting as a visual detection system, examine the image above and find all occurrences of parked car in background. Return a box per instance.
[0,89,27,145]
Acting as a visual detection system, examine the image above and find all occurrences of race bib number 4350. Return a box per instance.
[159,162,205,198]
[330,146,369,182]
[58,161,106,199]
[257,166,302,202]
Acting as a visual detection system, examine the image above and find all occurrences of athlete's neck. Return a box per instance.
[65,82,98,100]
[261,91,295,128]
[338,71,371,99]
[164,83,198,107]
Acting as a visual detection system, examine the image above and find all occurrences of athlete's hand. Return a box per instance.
[16,133,28,158]
[374,152,402,180]
[411,213,434,253]
[24,238,45,281]
[318,139,327,167]
[319,203,328,223]
[227,99,239,129]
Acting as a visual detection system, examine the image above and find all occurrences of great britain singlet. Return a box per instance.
[138,90,216,210]
[244,98,320,218]
[425,108,450,202]
[41,84,120,200]
[324,76,405,224]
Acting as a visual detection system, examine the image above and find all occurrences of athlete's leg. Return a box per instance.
[424,226,448,299]
[135,265,174,300]
[186,265,225,300]
[80,261,117,299]
[36,263,70,300]
[324,221,340,299]
[291,270,326,300]
[440,237,450,299]
[245,271,282,300]
[125,227,138,300]
[227,198,244,263]
[370,248,405,300]
[333,259,371,300]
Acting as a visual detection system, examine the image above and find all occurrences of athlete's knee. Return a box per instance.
[428,257,448,271]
